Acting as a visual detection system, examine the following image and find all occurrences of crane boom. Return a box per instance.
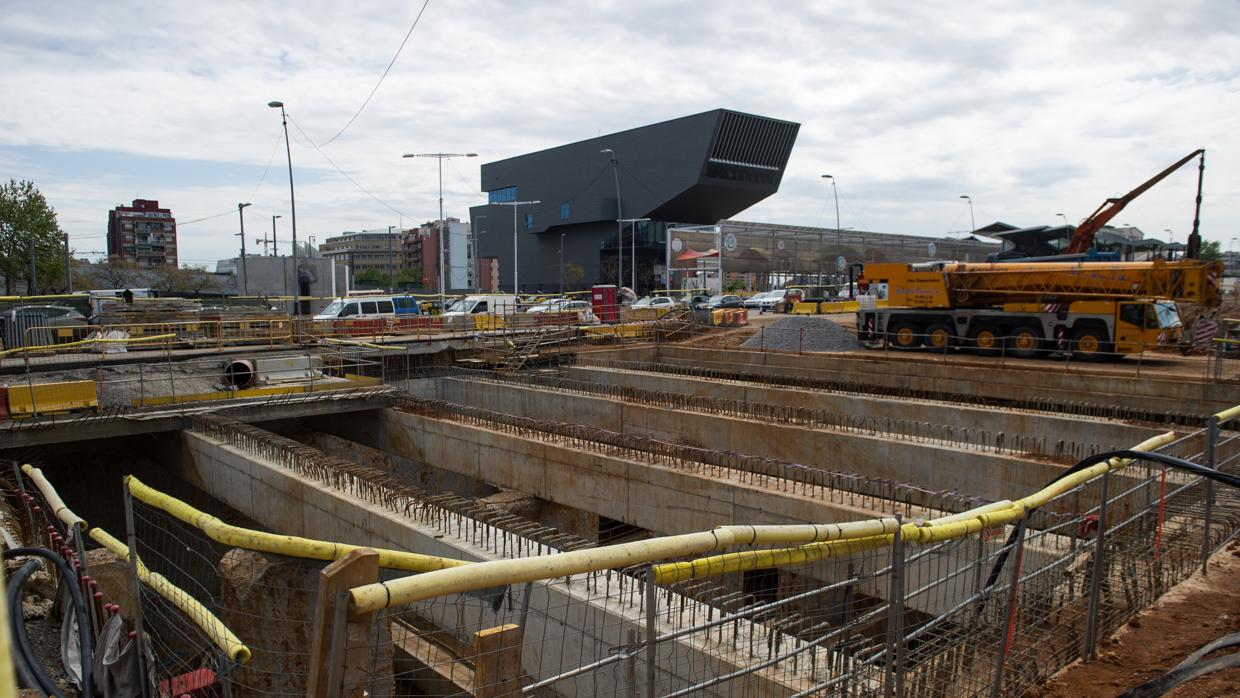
[1065,149,1205,255]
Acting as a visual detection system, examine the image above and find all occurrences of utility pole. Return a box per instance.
[237,203,251,295]
[388,224,395,289]
[64,231,72,293]
[28,238,37,295]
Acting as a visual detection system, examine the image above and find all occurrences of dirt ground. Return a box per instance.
[1028,541,1240,697]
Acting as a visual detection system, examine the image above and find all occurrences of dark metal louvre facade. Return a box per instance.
[705,112,798,184]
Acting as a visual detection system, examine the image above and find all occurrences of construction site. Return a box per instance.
[3,249,1240,698]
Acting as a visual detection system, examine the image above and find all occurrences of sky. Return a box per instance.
[2,0,1238,267]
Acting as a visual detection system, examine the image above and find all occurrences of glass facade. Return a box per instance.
[560,203,570,220]
[488,186,518,204]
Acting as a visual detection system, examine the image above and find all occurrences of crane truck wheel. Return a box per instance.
[925,323,954,351]
[1010,325,1043,359]
[887,321,923,350]
[1070,327,1112,361]
[968,325,1004,356]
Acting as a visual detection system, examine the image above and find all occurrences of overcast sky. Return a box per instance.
[2,0,1237,267]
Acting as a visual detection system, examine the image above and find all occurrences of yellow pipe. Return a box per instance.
[321,337,404,350]
[126,476,468,574]
[0,332,176,357]
[351,518,901,613]
[1216,404,1240,424]
[89,528,251,664]
[20,465,87,529]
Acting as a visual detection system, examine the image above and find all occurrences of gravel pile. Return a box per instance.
[741,315,865,352]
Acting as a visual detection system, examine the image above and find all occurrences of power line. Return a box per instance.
[313,0,432,147]
[287,113,416,220]
[178,209,238,226]
[245,128,286,203]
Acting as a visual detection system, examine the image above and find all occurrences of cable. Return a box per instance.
[3,547,94,698]
[286,113,416,220]
[983,450,1240,593]
[6,559,67,697]
[1120,632,1240,697]
[244,128,287,204]
[6,560,56,694]
[312,0,432,147]
[177,209,238,227]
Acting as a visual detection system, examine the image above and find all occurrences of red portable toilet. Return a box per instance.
[592,284,619,323]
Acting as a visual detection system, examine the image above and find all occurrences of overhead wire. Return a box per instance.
[311,0,432,148]
[286,112,416,220]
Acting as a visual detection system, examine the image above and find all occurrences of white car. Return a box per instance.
[744,291,783,311]
[633,296,677,309]
[526,298,570,314]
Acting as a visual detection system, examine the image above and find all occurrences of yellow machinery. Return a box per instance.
[856,260,1223,359]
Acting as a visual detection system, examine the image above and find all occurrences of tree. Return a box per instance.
[0,179,65,294]
[92,256,144,289]
[354,269,391,288]
[395,267,423,288]
[563,262,585,289]
[1200,240,1222,262]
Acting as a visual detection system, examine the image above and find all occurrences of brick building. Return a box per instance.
[107,199,177,267]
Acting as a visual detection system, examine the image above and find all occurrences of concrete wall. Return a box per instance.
[429,378,1076,502]
[564,365,1161,452]
[636,346,1235,418]
[177,430,816,695]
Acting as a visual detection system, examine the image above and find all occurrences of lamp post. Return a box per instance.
[821,175,841,283]
[959,195,975,233]
[601,149,623,287]
[471,214,486,290]
[403,152,477,308]
[236,202,251,295]
[1056,212,1068,227]
[268,100,299,314]
[620,217,650,291]
[271,215,281,256]
[559,232,566,295]
[497,200,540,294]
[1164,228,1175,260]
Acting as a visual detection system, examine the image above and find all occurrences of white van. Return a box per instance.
[441,294,518,317]
[313,295,418,320]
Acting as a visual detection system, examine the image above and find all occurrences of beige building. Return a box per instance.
[320,229,404,277]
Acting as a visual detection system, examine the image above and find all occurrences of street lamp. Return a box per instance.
[496,200,540,294]
[959,195,975,233]
[1056,212,1068,227]
[601,149,624,287]
[620,218,650,291]
[236,203,251,295]
[403,152,478,307]
[268,100,299,314]
[821,175,841,283]
[271,215,281,256]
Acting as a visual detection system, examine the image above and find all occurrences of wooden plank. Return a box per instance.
[473,624,522,698]
[307,548,379,698]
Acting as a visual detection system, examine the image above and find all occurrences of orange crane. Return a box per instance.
[1065,149,1206,257]
[856,259,1222,360]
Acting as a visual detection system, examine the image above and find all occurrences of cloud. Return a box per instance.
[2,0,1238,266]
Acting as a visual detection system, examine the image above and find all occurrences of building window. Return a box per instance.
[560,203,570,220]
[488,186,517,204]
[525,213,534,230]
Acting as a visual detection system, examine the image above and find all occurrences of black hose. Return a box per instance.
[7,558,67,697]
[1119,631,1240,697]
[983,449,1240,593]
[4,547,95,698]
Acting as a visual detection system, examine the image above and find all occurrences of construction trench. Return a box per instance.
[4,340,1240,697]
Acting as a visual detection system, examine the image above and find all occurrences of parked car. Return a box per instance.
[633,296,678,310]
[526,297,570,313]
[744,290,783,312]
[707,294,745,309]
[689,294,712,309]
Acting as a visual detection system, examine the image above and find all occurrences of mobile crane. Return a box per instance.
[854,259,1223,359]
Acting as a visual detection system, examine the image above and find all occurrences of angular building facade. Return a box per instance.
[469,109,799,293]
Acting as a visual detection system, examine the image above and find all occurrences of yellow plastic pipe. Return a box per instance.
[126,475,469,573]
[0,332,176,357]
[89,528,251,664]
[350,518,902,613]
[1216,404,1240,425]
[21,465,87,529]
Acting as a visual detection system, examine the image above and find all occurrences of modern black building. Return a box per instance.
[469,109,799,293]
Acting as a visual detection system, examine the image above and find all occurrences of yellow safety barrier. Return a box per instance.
[320,337,404,351]
[347,422,1194,612]
[5,380,98,416]
[89,528,251,664]
[581,323,656,339]
[19,465,250,664]
[126,475,469,574]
